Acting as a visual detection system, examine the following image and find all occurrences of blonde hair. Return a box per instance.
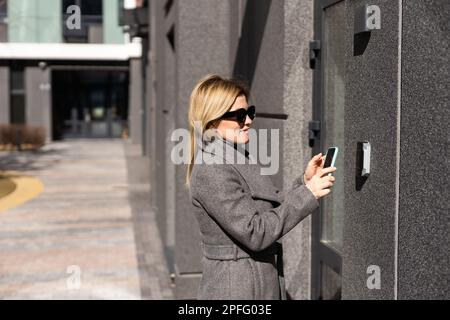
[185,74,249,188]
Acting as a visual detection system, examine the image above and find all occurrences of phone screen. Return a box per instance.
[324,148,336,168]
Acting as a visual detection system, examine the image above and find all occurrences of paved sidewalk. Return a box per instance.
[0,139,173,299]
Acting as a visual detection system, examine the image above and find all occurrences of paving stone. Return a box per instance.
[0,139,173,299]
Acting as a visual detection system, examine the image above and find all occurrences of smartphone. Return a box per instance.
[323,147,339,176]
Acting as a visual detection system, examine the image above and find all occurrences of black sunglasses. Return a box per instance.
[220,105,256,124]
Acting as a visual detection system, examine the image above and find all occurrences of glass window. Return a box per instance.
[63,0,102,16]
[10,95,25,124]
[11,70,24,93]
[10,68,26,124]
[62,0,103,43]
[320,1,346,251]
[81,0,102,16]
[0,0,6,17]
[0,0,6,28]
[62,0,77,14]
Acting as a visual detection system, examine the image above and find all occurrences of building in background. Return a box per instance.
[129,0,448,299]
[0,0,142,140]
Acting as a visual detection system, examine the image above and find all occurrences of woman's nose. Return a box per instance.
[245,115,252,126]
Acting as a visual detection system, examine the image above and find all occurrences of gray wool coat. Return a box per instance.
[189,135,319,300]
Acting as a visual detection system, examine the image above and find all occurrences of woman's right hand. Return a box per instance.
[305,166,337,199]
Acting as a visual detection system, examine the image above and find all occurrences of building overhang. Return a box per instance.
[0,43,142,61]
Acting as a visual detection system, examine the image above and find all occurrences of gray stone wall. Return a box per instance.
[342,0,400,300]
[281,0,315,300]
[129,58,143,146]
[398,0,449,299]
[0,66,9,124]
[174,0,234,298]
[341,0,448,299]
[25,66,52,142]
[143,0,448,299]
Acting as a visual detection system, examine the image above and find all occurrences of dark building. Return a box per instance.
[0,0,141,141]
[128,0,448,299]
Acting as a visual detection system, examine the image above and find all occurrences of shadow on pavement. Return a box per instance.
[0,146,68,172]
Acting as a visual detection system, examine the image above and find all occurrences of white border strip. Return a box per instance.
[394,0,403,300]
[0,43,142,61]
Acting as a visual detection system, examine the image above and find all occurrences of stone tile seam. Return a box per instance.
[394,0,403,301]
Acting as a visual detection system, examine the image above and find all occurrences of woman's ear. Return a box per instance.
[203,120,219,141]
[207,119,220,130]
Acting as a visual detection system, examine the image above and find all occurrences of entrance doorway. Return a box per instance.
[311,0,346,300]
[51,69,129,140]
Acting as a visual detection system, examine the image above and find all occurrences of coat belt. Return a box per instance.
[201,242,280,261]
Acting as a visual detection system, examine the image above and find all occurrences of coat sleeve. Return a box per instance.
[191,164,319,252]
[291,171,306,190]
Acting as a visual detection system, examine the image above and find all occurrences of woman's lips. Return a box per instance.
[236,127,250,135]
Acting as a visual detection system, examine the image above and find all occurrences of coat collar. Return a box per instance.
[199,134,281,203]
[200,134,256,164]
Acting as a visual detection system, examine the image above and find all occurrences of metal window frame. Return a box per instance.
[310,0,344,300]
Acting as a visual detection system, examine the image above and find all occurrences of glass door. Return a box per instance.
[311,0,346,300]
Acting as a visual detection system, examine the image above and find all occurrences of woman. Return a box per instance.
[186,74,336,300]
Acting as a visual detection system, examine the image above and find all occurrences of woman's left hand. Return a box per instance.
[304,153,325,184]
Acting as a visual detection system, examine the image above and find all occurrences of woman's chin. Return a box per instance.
[236,134,249,144]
